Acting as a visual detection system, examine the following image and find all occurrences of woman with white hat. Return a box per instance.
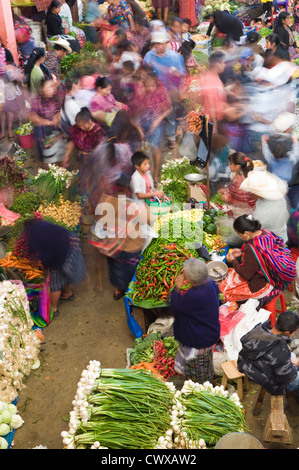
[44,38,72,81]
[240,167,289,241]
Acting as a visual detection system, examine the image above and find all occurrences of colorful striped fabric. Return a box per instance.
[248,230,297,291]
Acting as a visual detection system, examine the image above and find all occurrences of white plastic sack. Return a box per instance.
[179,132,198,161]
[221,299,270,360]
[147,315,174,337]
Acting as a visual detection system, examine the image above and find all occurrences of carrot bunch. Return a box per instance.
[186,111,203,134]
[0,253,44,281]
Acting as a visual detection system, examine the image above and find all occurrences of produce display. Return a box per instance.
[129,332,179,381]
[10,191,40,218]
[257,27,272,38]
[32,164,79,203]
[202,0,240,15]
[170,380,247,449]
[14,122,33,137]
[190,33,209,42]
[61,362,174,449]
[127,238,199,307]
[0,401,24,449]
[152,207,226,252]
[37,194,81,231]
[0,281,41,403]
[0,253,44,282]
[0,156,28,192]
[185,110,204,134]
[61,361,247,449]
[161,157,204,204]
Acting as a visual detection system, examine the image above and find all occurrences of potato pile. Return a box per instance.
[191,34,209,42]
[38,195,81,229]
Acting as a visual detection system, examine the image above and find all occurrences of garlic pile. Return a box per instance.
[0,281,41,402]
[61,360,107,449]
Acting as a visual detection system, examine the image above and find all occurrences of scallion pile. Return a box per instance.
[62,363,249,450]
[62,362,175,449]
[171,381,247,449]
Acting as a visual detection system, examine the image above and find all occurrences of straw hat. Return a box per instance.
[50,37,72,55]
[240,169,288,200]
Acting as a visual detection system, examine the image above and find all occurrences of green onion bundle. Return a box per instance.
[171,381,248,449]
[62,363,175,449]
[179,391,247,447]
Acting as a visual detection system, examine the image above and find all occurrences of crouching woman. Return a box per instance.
[170,258,220,384]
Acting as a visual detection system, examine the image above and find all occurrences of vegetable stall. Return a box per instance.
[0,157,83,447]
[124,179,227,337]
[0,280,42,447]
[61,360,247,449]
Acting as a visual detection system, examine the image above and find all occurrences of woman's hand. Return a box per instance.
[231,248,242,257]
[226,248,242,263]
[62,156,70,168]
[153,190,165,198]
[226,252,235,263]
[175,273,185,289]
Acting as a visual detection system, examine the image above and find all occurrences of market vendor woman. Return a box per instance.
[204,10,244,42]
[219,214,295,306]
[170,258,220,384]
[24,218,87,317]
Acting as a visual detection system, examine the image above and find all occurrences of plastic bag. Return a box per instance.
[147,315,174,337]
[219,308,246,337]
[179,132,198,161]
[221,299,270,360]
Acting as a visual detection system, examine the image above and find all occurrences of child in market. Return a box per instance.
[167,17,183,51]
[130,151,165,202]
[62,107,106,167]
[181,18,192,41]
[218,152,257,210]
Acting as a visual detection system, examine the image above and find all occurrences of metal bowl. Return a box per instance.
[184,173,205,183]
[207,261,228,282]
[0,226,12,238]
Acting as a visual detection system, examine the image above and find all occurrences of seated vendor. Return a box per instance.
[219,214,284,305]
[218,152,257,212]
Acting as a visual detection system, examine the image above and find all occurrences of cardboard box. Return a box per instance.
[187,183,207,203]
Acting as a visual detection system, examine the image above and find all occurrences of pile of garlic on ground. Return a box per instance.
[0,281,41,403]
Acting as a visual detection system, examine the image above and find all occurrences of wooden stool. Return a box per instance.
[253,385,298,417]
[263,395,294,447]
[220,360,249,402]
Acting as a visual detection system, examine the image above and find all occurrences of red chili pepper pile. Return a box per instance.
[153,340,178,380]
[131,241,196,306]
